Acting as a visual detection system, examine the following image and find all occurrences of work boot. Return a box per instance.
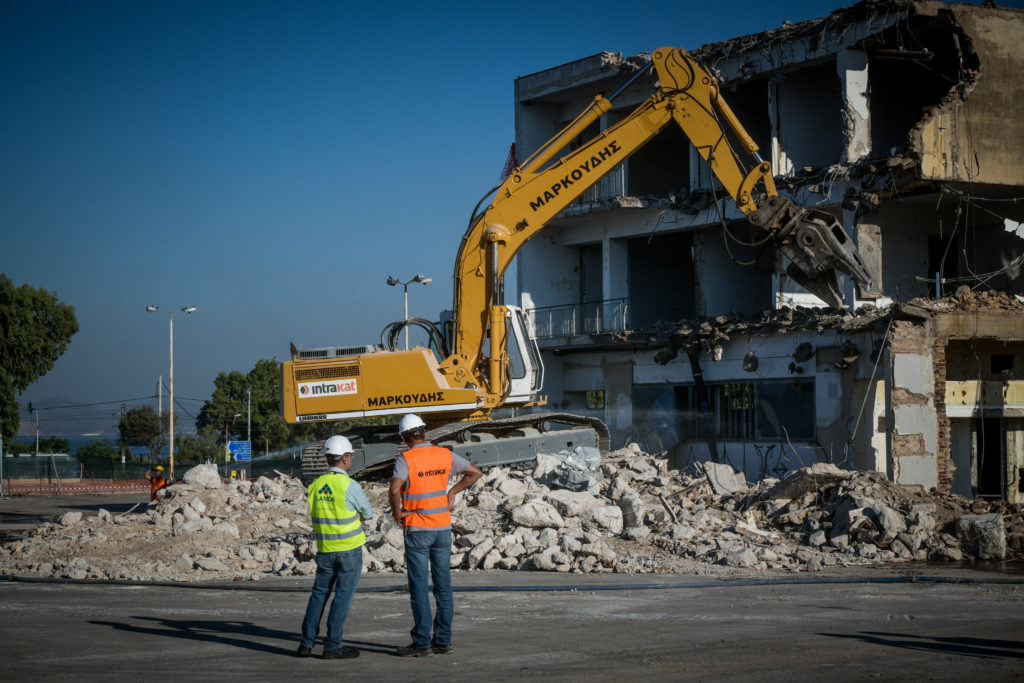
[396,644,431,657]
[322,646,359,659]
[431,641,452,655]
[295,645,312,658]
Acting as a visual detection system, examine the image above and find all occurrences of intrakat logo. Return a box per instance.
[298,379,358,398]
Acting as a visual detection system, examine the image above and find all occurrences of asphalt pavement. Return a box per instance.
[2,495,1024,681]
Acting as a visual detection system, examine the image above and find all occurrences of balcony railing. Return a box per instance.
[527,298,630,339]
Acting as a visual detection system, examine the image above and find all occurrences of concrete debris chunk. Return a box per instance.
[955,513,1007,560]
[182,464,223,490]
[699,461,747,495]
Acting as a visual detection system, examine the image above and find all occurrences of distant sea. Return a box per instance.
[11,435,162,458]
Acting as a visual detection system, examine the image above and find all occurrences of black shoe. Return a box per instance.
[323,646,359,659]
[296,645,312,658]
[396,644,431,657]
[431,642,452,655]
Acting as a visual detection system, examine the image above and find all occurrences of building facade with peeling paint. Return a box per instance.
[513,0,1024,501]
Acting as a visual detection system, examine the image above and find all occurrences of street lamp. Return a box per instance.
[386,274,432,350]
[146,305,197,480]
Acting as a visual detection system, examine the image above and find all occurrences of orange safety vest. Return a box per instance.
[150,476,167,501]
[399,446,453,529]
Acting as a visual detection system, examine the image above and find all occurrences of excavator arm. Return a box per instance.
[444,47,873,398]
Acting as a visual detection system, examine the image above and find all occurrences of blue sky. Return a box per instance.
[2,0,1014,438]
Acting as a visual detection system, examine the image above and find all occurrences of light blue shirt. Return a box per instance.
[327,467,373,520]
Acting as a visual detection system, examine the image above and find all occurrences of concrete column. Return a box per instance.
[838,48,871,164]
[768,78,793,177]
[603,358,634,449]
[603,237,628,301]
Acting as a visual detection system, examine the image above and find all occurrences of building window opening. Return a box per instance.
[632,379,815,454]
[992,354,1014,376]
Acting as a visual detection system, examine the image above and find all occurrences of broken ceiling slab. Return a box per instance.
[515,52,644,103]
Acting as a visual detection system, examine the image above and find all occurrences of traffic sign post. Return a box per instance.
[228,440,252,462]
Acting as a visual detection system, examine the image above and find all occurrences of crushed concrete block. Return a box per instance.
[511,500,565,529]
[955,513,1006,560]
[762,463,850,501]
[581,506,623,535]
[700,462,746,495]
[59,512,82,526]
[182,464,222,489]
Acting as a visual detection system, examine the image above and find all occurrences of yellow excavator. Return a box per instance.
[281,47,872,480]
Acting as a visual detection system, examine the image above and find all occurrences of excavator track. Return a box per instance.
[298,413,609,484]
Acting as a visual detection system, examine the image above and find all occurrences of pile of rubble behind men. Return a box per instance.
[1,445,1020,583]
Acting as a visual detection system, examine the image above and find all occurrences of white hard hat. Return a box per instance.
[398,414,426,435]
[323,435,354,457]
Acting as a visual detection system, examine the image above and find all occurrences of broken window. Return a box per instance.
[631,379,816,454]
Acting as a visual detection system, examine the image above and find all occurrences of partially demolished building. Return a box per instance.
[514,1,1024,501]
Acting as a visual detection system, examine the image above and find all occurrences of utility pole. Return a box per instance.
[247,386,251,443]
[0,416,5,498]
[29,402,38,455]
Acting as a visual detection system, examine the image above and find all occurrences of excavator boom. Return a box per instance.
[280,46,873,479]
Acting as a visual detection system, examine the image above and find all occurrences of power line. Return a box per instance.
[19,396,158,413]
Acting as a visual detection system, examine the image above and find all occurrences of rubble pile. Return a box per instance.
[1,453,1019,583]
[635,286,1024,363]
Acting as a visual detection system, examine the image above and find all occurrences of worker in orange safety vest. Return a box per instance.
[145,466,168,501]
[389,413,481,657]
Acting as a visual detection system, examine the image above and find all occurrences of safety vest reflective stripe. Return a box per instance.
[307,472,366,552]
[316,527,365,541]
[401,488,447,501]
[412,505,450,515]
[400,445,453,529]
[311,514,360,525]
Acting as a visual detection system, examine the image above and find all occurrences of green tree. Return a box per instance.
[76,439,119,459]
[197,358,293,452]
[38,436,70,453]
[0,275,79,443]
[175,427,222,466]
[119,405,176,461]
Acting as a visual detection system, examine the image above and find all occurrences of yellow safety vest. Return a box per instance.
[307,472,366,552]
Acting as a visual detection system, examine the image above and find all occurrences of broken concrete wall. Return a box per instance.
[889,320,940,489]
[912,3,1024,186]
[629,330,873,478]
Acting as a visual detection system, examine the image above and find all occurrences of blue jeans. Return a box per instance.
[404,529,453,648]
[300,546,362,651]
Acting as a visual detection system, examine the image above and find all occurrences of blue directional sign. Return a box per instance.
[228,440,252,461]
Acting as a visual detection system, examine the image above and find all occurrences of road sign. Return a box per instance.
[228,440,251,461]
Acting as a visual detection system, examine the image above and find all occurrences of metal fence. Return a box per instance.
[2,455,151,481]
[527,298,630,339]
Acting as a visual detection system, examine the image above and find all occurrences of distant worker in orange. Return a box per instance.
[145,465,168,501]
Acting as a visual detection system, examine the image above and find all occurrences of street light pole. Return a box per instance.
[386,274,432,350]
[146,305,197,480]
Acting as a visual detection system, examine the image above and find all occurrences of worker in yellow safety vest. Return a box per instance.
[297,435,372,659]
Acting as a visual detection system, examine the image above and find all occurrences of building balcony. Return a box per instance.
[527,298,630,340]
